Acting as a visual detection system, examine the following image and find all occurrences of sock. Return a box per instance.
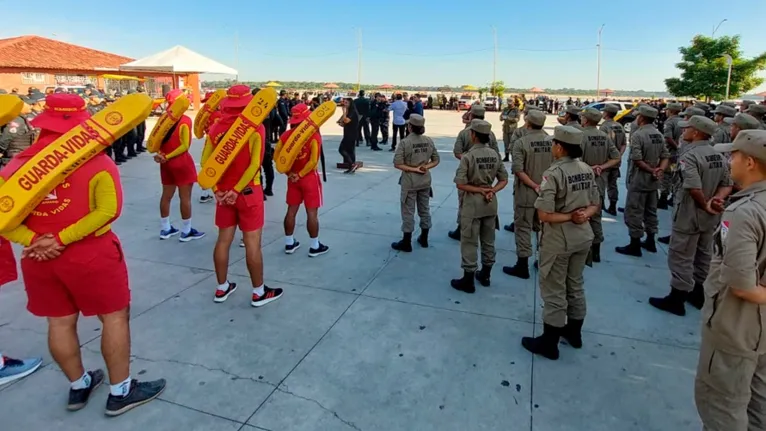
[217,282,229,292]
[285,235,295,246]
[181,219,192,235]
[0,354,4,369]
[160,217,171,232]
[253,284,265,297]
[110,376,131,397]
[310,237,320,249]
[70,372,92,390]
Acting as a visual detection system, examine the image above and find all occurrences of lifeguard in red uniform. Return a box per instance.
[154,89,205,242]
[198,91,220,205]
[201,85,283,307]
[0,94,165,416]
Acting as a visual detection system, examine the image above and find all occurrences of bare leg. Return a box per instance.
[48,314,83,382]
[306,207,319,238]
[242,229,264,287]
[214,227,236,285]
[283,205,300,236]
[159,185,177,219]
[177,184,193,220]
[98,307,131,384]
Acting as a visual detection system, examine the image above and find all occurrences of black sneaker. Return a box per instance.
[285,241,301,254]
[199,195,214,204]
[105,379,166,417]
[251,286,284,307]
[213,282,237,303]
[67,369,105,411]
[264,188,274,197]
[308,243,329,257]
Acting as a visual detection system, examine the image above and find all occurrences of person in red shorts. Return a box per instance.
[0,93,165,415]
[154,89,205,242]
[201,85,283,307]
[275,103,329,257]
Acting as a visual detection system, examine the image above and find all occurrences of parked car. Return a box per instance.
[458,94,476,110]
[483,96,499,111]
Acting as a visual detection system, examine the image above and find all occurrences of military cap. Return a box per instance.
[694,102,711,112]
[745,104,766,116]
[636,105,659,119]
[601,104,620,114]
[679,115,717,136]
[552,125,583,146]
[565,105,581,116]
[721,101,738,108]
[715,130,766,162]
[713,105,737,117]
[408,113,425,127]
[681,107,705,117]
[581,107,602,123]
[724,113,761,130]
[470,119,492,135]
[666,102,683,112]
[525,110,546,127]
[524,105,540,114]
[742,100,755,107]
[470,104,486,116]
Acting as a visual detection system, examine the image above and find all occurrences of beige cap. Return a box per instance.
[524,105,541,114]
[694,102,711,112]
[525,110,546,126]
[565,105,581,116]
[602,104,620,114]
[741,100,756,108]
[636,105,659,119]
[745,104,766,116]
[679,115,717,136]
[721,101,738,108]
[724,113,761,130]
[715,129,766,162]
[713,105,737,117]
[681,107,705,118]
[470,119,492,135]
[552,125,583,146]
[581,107,602,123]
[666,103,683,112]
[408,114,425,127]
[470,104,486,116]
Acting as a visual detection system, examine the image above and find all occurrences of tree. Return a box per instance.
[489,80,505,98]
[665,35,766,101]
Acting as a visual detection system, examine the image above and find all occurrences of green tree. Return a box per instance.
[665,35,766,101]
[489,80,505,97]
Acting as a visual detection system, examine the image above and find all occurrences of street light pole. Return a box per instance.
[724,54,733,100]
[492,26,497,93]
[596,24,604,99]
[712,19,727,37]
[356,28,363,92]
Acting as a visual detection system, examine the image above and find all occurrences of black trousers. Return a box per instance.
[392,124,406,149]
[135,121,146,150]
[357,116,371,143]
[262,143,274,191]
[371,119,389,144]
[339,137,356,164]
[278,117,288,137]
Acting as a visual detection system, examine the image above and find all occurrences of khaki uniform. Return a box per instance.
[511,129,551,258]
[501,107,520,156]
[599,119,627,204]
[454,144,509,272]
[624,124,670,238]
[662,115,683,195]
[580,125,620,244]
[535,157,600,327]
[394,133,440,233]
[695,181,766,430]
[509,126,530,155]
[566,121,583,131]
[453,127,500,224]
[712,123,731,144]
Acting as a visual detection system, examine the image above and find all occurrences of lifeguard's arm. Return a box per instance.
[56,171,119,246]
[200,135,214,166]
[164,123,191,160]
[233,132,263,193]
[297,139,320,178]
[0,177,36,246]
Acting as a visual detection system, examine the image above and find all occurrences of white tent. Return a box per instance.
[120,45,236,75]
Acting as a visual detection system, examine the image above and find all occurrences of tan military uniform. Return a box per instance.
[712,123,731,144]
[566,121,583,131]
[453,127,500,225]
[662,114,683,195]
[511,128,551,258]
[580,125,620,244]
[600,117,627,205]
[394,133,440,233]
[624,123,670,238]
[501,107,520,157]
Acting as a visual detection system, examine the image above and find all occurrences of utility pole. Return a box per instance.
[492,26,497,94]
[712,19,727,37]
[596,24,604,99]
[724,54,733,100]
[356,28,362,92]
[234,31,239,83]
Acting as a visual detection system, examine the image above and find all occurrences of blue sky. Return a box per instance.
[4,0,766,92]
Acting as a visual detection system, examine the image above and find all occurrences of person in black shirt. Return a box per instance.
[368,93,386,151]
[277,90,290,136]
[354,90,371,146]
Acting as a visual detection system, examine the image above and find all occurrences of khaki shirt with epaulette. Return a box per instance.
[702,181,766,355]
[454,143,509,219]
[453,127,500,157]
[535,157,600,253]
[394,133,440,191]
[511,129,551,207]
[712,123,731,144]
[501,108,520,135]
[663,115,683,156]
[627,124,670,192]
[509,126,530,154]
[580,125,620,169]
[672,140,732,234]
[566,121,583,131]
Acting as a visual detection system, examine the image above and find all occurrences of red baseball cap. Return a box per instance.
[30,93,90,134]
[289,103,311,125]
[166,89,185,105]
[219,84,252,109]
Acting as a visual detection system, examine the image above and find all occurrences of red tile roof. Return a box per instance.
[0,35,134,71]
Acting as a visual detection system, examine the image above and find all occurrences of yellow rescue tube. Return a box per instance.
[147,94,190,154]
[0,94,152,232]
[275,101,336,174]
[0,95,24,127]
[193,89,226,139]
[197,87,278,190]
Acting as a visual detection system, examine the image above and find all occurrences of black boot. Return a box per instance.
[502,257,530,279]
[371,144,382,151]
[448,225,461,241]
[503,222,515,233]
[450,271,475,294]
[590,243,601,263]
[641,233,657,253]
[391,232,413,252]
[606,201,617,216]
[521,324,561,360]
[618,207,625,213]
[475,265,492,287]
[417,229,429,248]
[687,282,705,310]
[503,153,510,162]
[562,319,584,349]
[658,235,671,245]
[657,193,669,210]
[649,288,687,316]
[615,237,642,257]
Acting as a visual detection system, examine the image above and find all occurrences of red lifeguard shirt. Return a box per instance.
[205,113,265,192]
[278,130,322,176]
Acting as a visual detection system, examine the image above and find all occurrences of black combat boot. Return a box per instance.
[657,193,669,210]
[502,257,530,279]
[503,222,515,233]
[521,324,561,360]
[687,282,705,310]
[450,271,476,294]
[615,237,642,257]
[475,265,492,287]
[417,229,429,248]
[448,225,461,241]
[391,232,413,252]
[590,243,601,263]
[658,235,671,245]
[606,201,617,216]
[641,233,657,253]
[503,153,510,162]
[561,319,585,349]
[649,288,687,317]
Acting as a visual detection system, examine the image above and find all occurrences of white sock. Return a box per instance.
[217,282,229,292]
[110,376,131,397]
[160,217,171,231]
[181,219,192,235]
[70,372,91,390]
[285,235,295,246]
[253,284,265,297]
[310,237,320,249]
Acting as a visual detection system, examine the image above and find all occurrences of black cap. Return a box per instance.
[359,90,365,96]
[279,90,287,96]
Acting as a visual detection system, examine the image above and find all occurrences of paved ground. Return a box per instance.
[0,109,701,430]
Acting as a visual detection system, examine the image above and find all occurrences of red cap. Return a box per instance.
[219,84,252,109]
[166,89,184,105]
[30,93,90,134]
[289,103,311,125]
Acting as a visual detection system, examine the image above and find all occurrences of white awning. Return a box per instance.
[120,45,236,75]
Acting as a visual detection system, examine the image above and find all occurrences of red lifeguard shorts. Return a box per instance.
[21,231,130,317]
[160,153,197,186]
[0,238,18,287]
[286,171,323,209]
[215,187,265,232]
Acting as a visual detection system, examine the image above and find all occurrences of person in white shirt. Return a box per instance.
[389,94,408,152]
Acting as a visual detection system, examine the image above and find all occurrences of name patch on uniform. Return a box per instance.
[650,134,664,145]
[586,135,606,147]
[567,172,593,191]
[530,140,551,153]
[413,142,430,154]
[705,154,724,169]
[476,156,498,170]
